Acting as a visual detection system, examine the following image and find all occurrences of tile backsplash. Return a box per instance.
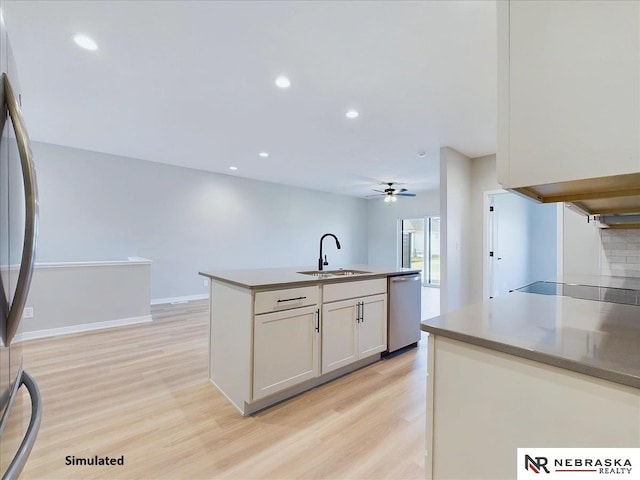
[600,229,640,278]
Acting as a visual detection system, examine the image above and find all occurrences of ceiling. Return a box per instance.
[1,0,497,198]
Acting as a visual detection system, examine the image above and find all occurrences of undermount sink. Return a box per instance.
[297,269,371,277]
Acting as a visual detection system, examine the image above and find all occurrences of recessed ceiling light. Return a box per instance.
[275,76,291,89]
[345,109,359,119]
[72,34,98,51]
[417,151,427,157]
[229,166,238,171]
[259,152,269,158]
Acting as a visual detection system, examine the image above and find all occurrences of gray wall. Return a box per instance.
[366,189,439,268]
[440,147,473,313]
[32,142,369,301]
[528,200,558,282]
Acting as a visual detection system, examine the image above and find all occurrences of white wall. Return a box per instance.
[562,206,601,276]
[440,147,472,313]
[32,142,369,301]
[366,189,439,268]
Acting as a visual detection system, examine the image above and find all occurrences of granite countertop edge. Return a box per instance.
[421,323,639,389]
[199,265,421,290]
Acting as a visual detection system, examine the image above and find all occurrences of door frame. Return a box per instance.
[482,189,564,300]
[396,217,427,283]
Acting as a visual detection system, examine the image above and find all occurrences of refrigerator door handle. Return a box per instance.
[2,73,39,346]
[1,370,42,480]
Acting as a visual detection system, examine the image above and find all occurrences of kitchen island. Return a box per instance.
[199,265,419,415]
[421,276,640,479]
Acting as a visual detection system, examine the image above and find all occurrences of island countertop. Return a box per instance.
[421,290,640,389]
[199,265,420,290]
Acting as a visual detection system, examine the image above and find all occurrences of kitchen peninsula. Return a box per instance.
[421,276,640,480]
[199,265,419,415]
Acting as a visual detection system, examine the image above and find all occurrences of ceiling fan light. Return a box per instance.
[73,34,98,51]
[391,196,397,202]
[275,75,291,89]
[384,195,392,203]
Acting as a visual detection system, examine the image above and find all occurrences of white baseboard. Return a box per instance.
[150,294,208,306]
[14,315,153,342]
[13,294,209,342]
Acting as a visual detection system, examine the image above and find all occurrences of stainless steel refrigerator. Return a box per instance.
[0,12,42,480]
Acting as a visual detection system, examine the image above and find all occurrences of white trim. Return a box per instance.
[396,217,403,270]
[483,189,507,300]
[35,257,152,269]
[13,315,153,342]
[150,294,208,306]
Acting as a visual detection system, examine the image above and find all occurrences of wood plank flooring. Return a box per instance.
[16,300,426,479]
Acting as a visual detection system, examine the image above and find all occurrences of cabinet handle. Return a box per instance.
[355,302,360,323]
[360,301,364,323]
[277,296,307,303]
[315,309,320,333]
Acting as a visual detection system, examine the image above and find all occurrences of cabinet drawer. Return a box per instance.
[323,278,387,303]
[254,285,319,314]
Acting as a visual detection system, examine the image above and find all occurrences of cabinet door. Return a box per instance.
[321,299,358,374]
[253,305,319,400]
[358,294,387,358]
[503,0,640,188]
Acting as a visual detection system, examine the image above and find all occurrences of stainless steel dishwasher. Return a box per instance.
[387,273,422,352]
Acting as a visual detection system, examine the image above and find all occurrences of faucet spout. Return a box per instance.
[318,233,341,271]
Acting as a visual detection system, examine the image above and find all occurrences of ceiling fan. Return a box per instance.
[368,182,417,203]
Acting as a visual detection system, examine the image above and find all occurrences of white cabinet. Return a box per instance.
[208,276,389,415]
[254,285,319,314]
[358,295,387,357]
[321,299,358,372]
[321,279,387,374]
[253,304,320,400]
[498,0,640,190]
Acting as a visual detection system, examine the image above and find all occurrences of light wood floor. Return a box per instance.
[17,300,426,479]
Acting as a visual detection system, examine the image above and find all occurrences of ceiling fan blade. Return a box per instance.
[371,189,386,194]
[398,188,408,193]
[365,193,384,197]
[396,193,416,197]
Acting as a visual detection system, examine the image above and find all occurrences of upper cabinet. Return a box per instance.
[497,0,640,217]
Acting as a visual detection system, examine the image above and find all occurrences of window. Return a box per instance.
[399,216,440,286]
[426,217,440,286]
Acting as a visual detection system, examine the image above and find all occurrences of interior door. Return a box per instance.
[489,193,531,297]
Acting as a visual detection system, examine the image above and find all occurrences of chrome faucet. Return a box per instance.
[318,233,341,271]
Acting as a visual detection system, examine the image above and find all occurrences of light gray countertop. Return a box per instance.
[421,288,640,389]
[199,265,420,290]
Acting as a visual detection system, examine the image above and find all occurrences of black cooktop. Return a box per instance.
[515,281,640,306]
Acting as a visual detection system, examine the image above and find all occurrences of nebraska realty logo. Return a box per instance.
[517,449,640,478]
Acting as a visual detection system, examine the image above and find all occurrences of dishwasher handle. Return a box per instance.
[390,274,421,283]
